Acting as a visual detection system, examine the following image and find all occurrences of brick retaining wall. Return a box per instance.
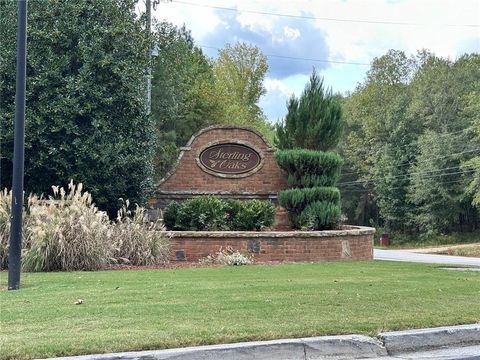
[169,226,375,262]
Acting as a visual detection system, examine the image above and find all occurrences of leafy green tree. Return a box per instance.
[457,55,480,210]
[0,0,153,214]
[340,50,417,230]
[211,42,275,143]
[408,130,475,234]
[213,42,268,123]
[340,50,479,234]
[406,53,480,233]
[275,71,343,151]
[462,91,480,208]
[151,22,220,180]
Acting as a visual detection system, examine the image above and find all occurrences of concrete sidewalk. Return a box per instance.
[42,324,480,360]
[374,249,480,267]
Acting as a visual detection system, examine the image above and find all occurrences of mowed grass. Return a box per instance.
[1,261,479,359]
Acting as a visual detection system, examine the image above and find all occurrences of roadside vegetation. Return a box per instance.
[1,261,479,359]
[1,0,478,242]
[377,232,480,248]
[0,183,169,272]
[339,51,480,237]
[163,197,275,231]
[438,245,480,258]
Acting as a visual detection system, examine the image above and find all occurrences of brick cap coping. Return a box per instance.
[184,125,273,148]
[153,190,278,198]
[167,225,376,238]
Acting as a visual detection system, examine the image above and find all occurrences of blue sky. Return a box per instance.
[147,0,480,123]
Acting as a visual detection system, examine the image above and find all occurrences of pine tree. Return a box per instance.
[275,71,343,151]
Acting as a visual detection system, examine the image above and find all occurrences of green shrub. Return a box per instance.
[279,187,340,213]
[233,199,276,231]
[112,202,170,266]
[224,198,242,223]
[175,196,229,231]
[163,196,276,231]
[163,201,181,230]
[298,201,341,230]
[275,149,343,188]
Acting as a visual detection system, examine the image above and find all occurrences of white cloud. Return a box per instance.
[310,0,480,63]
[151,0,479,121]
[264,78,294,97]
[259,78,291,123]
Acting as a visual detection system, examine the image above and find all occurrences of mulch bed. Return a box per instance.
[106,260,285,271]
[106,262,199,271]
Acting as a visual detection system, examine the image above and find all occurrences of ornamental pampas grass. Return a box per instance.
[2,181,170,272]
[0,189,37,270]
[112,200,170,266]
[23,181,113,271]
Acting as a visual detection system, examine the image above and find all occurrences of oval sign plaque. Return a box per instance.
[199,143,261,176]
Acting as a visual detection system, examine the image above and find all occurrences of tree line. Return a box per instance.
[0,1,273,215]
[340,50,480,235]
[1,1,478,237]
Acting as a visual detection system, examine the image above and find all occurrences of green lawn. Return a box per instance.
[1,261,479,359]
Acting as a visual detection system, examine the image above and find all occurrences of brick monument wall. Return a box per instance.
[151,126,289,228]
[169,227,375,262]
[151,125,375,262]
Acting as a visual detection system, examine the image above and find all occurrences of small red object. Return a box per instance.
[379,233,390,247]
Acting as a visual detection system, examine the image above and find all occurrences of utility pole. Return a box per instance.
[146,0,152,115]
[146,0,161,115]
[8,0,27,291]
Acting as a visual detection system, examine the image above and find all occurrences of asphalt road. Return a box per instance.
[374,249,480,267]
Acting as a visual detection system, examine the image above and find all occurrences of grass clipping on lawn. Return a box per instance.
[1,261,479,359]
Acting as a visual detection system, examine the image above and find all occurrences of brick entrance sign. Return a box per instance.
[151,125,375,262]
[153,125,288,212]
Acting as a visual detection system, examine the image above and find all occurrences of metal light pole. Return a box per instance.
[146,0,161,115]
[146,0,154,115]
[8,0,27,291]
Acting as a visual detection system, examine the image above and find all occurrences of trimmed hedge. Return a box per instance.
[275,149,343,230]
[232,199,276,231]
[299,201,341,230]
[162,201,181,230]
[276,149,343,188]
[169,196,230,231]
[279,187,340,210]
[163,197,276,231]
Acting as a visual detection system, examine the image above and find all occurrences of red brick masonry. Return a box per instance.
[169,226,375,262]
[151,126,288,211]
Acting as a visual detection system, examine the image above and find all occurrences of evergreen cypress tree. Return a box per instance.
[275,71,343,151]
[275,71,344,230]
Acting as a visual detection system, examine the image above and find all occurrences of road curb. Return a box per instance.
[41,335,387,360]
[39,324,480,360]
[378,323,480,355]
